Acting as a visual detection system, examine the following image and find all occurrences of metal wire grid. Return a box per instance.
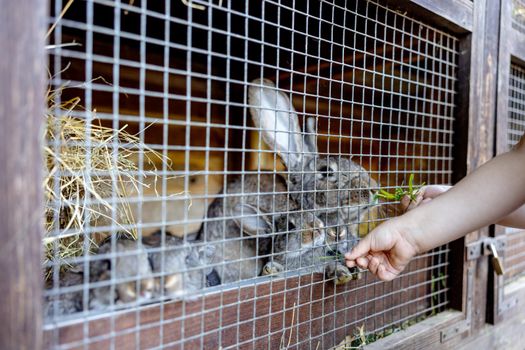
[508,64,525,149]
[44,0,457,348]
[513,0,525,35]
[503,63,525,285]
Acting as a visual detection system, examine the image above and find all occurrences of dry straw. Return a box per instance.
[43,85,166,280]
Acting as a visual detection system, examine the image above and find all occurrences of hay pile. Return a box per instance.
[43,87,164,279]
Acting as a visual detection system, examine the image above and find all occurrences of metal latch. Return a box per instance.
[466,237,506,275]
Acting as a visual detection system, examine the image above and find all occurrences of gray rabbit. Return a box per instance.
[44,268,85,318]
[90,238,155,308]
[256,208,327,276]
[249,78,374,282]
[198,174,300,284]
[44,238,154,317]
[261,209,360,284]
[143,231,218,298]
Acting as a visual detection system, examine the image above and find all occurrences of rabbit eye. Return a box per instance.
[318,166,332,177]
[318,163,338,180]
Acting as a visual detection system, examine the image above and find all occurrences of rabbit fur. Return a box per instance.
[197,173,301,284]
[249,78,374,282]
[143,231,218,298]
[44,238,155,317]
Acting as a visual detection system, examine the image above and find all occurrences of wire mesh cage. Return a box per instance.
[503,63,525,285]
[512,0,525,35]
[44,0,458,348]
[508,64,525,149]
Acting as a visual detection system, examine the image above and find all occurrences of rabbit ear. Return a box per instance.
[249,79,317,170]
[231,203,272,236]
[304,117,318,155]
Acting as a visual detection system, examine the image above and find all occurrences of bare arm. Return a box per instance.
[402,185,525,229]
[403,146,525,252]
[496,205,525,228]
[346,138,525,281]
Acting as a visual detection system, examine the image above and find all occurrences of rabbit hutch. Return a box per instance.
[2,0,525,349]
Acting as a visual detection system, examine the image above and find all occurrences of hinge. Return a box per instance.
[466,237,506,261]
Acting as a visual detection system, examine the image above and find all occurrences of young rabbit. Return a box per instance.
[249,78,375,282]
[255,207,326,276]
[260,209,360,284]
[90,238,155,309]
[198,173,298,284]
[43,268,85,318]
[44,239,154,317]
[143,231,218,298]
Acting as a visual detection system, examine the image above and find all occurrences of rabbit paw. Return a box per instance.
[349,267,365,280]
[325,264,353,285]
[261,261,284,276]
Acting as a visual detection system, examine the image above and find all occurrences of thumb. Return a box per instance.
[345,235,372,261]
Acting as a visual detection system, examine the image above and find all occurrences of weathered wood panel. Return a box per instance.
[459,278,525,350]
[465,0,501,331]
[384,0,473,33]
[490,0,524,325]
[0,0,46,349]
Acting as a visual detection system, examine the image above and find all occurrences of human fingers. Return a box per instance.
[345,235,372,262]
[421,185,451,199]
[368,254,382,275]
[407,193,424,210]
[400,194,411,210]
[377,264,399,282]
[355,256,370,269]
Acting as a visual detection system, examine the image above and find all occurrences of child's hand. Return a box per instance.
[345,218,420,281]
[400,185,451,211]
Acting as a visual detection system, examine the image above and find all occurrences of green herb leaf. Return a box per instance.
[373,173,424,204]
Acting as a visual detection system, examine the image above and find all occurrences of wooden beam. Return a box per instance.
[464,0,500,332]
[365,310,465,350]
[510,34,525,66]
[384,0,473,34]
[490,0,515,325]
[0,0,46,349]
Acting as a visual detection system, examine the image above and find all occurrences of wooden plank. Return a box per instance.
[0,0,46,349]
[364,310,464,350]
[502,229,525,282]
[510,34,525,66]
[384,0,473,33]
[496,0,514,157]
[465,0,500,331]
[458,280,525,350]
[490,0,515,325]
[411,0,473,32]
